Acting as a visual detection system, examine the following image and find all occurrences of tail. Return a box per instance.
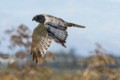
[66,22,85,28]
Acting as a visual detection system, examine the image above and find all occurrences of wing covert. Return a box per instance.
[31,24,52,64]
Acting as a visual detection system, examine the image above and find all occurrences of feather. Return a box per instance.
[45,23,68,47]
[31,24,52,64]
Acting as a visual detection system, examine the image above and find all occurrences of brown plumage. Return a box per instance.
[31,14,85,64]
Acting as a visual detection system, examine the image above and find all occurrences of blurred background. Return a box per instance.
[0,0,120,80]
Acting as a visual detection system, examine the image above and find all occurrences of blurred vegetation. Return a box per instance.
[0,24,120,80]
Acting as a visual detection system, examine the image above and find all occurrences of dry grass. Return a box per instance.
[0,25,120,80]
[0,53,120,80]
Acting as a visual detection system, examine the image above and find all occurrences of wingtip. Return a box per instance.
[62,43,67,48]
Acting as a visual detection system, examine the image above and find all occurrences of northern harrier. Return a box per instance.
[31,14,85,63]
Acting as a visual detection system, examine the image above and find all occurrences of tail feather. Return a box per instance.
[66,23,85,28]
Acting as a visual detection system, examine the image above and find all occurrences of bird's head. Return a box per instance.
[32,15,45,23]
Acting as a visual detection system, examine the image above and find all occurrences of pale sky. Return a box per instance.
[0,0,120,56]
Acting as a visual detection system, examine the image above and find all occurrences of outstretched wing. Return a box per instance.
[45,23,68,47]
[31,24,52,64]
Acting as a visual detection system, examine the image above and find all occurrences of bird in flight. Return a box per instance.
[31,14,85,64]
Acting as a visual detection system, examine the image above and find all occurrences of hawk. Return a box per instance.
[31,14,85,64]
